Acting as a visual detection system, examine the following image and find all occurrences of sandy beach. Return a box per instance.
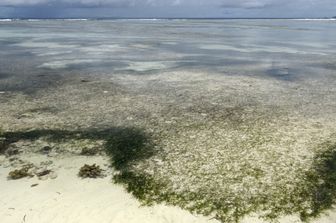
[0,155,221,223]
[1,154,336,223]
[1,19,336,223]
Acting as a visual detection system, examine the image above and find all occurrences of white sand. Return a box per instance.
[1,155,336,223]
[0,155,220,223]
[1,152,336,223]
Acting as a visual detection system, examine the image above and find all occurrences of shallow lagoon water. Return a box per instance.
[1,19,336,78]
[1,19,336,222]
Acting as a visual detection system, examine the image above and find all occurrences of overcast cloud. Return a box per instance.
[0,0,335,18]
[0,0,322,8]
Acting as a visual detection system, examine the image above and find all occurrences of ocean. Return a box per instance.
[1,19,336,85]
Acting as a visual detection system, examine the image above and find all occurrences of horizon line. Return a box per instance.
[1,16,336,20]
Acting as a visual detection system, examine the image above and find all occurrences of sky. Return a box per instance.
[0,0,335,18]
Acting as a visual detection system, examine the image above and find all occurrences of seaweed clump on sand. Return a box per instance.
[36,169,52,177]
[78,164,103,178]
[8,165,34,180]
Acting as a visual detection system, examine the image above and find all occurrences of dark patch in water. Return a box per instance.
[265,67,297,81]
[0,52,64,94]
[0,73,10,79]
[24,106,60,114]
[310,62,336,71]
[39,61,129,73]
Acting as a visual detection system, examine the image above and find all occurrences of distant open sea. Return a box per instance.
[0,18,335,88]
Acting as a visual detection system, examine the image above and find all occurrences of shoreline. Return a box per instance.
[0,155,220,223]
[1,145,336,223]
[1,19,336,222]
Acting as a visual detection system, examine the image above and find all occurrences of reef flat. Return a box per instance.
[1,19,336,223]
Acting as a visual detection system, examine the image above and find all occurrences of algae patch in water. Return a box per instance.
[299,142,336,220]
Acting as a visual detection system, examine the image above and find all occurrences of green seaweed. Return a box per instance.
[299,142,336,220]
[2,128,336,222]
[104,128,154,170]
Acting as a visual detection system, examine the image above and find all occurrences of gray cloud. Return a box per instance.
[0,0,312,8]
[0,0,133,7]
[0,0,335,18]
